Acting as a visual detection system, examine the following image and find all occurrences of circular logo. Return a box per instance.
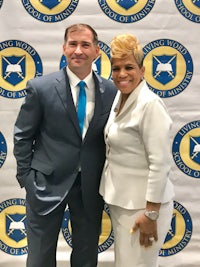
[174,0,200,23]
[159,201,192,256]
[0,40,43,99]
[0,131,7,168]
[0,198,27,255]
[21,0,79,23]
[98,0,155,23]
[60,40,112,80]
[172,120,200,179]
[62,203,114,253]
[143,39,193,98]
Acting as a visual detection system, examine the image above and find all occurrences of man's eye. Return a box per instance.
[125,66,133,70]
[83,43,90,47]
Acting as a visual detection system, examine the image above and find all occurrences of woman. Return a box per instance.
[99,34,174,267]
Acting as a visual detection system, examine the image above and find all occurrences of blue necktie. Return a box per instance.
[77,81,86,134]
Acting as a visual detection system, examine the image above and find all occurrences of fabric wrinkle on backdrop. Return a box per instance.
[0,0,199,266]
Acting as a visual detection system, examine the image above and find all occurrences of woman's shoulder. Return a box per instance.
[140,81,164,103]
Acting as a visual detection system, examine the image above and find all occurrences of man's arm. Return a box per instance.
[13,81,42,188]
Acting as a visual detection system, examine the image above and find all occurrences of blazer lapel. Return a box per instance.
[115,80,145,120]
[55,69,81,136]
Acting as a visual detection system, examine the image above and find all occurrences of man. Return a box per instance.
[13,23,116,267]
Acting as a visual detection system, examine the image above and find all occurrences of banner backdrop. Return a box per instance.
[0,1,200,266]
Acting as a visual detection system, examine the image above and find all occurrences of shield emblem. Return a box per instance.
[115,0,138,10]
[40,0,62,9]
[153,54,177,85]
[190,136,200,164]
[192,0,200,8]
[2,55,26,86]
[6,213,27,242]
[163,213,176,243]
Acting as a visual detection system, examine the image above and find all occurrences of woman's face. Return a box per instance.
[111,55,145,95]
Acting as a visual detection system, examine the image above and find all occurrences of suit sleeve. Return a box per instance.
[140,98,172,203]
[13,80,42,188]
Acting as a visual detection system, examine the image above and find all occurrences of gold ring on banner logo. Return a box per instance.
[0,40,42,99]
[0,198,27,256]
[21,0,79,23]
[174,0,200,23]
[61,203,114,253]
[98,0,155,23]
[143,39,193,98]
[172,120,200,179]
[159,201,192,257]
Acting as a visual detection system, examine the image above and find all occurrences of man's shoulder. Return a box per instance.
[103,78,117,94]
[98,75,116,90]
[101,77,113,85]
[29,69,64,85]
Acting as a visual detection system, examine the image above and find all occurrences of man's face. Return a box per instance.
[63,28,100,78]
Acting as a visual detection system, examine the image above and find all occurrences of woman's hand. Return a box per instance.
[131,213,158,247]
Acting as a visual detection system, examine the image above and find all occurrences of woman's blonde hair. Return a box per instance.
[110,34,144,67]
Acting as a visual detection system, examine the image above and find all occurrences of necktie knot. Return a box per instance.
[77,81,86,134]
[79,80,86,89]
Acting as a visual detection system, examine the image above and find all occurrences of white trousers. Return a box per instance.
[109,200,173,267]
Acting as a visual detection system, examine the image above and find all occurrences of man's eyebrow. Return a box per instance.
[68,40,91,44]
[81,41,92,44]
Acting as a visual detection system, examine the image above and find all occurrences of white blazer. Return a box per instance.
[99,80,174,209]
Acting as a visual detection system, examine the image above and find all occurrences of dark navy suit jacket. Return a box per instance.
[14,68,116,216]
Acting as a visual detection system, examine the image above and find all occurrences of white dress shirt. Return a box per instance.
[66,66,95,138]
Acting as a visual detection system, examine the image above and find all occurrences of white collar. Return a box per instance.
[66,66,93,89]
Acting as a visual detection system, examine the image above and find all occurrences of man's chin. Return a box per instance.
[70,64,83,70]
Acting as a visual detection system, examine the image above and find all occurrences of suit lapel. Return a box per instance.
[54,70,105,139]
[91,73,104,124]
[55,69,81,136]
[114,80,145,120]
